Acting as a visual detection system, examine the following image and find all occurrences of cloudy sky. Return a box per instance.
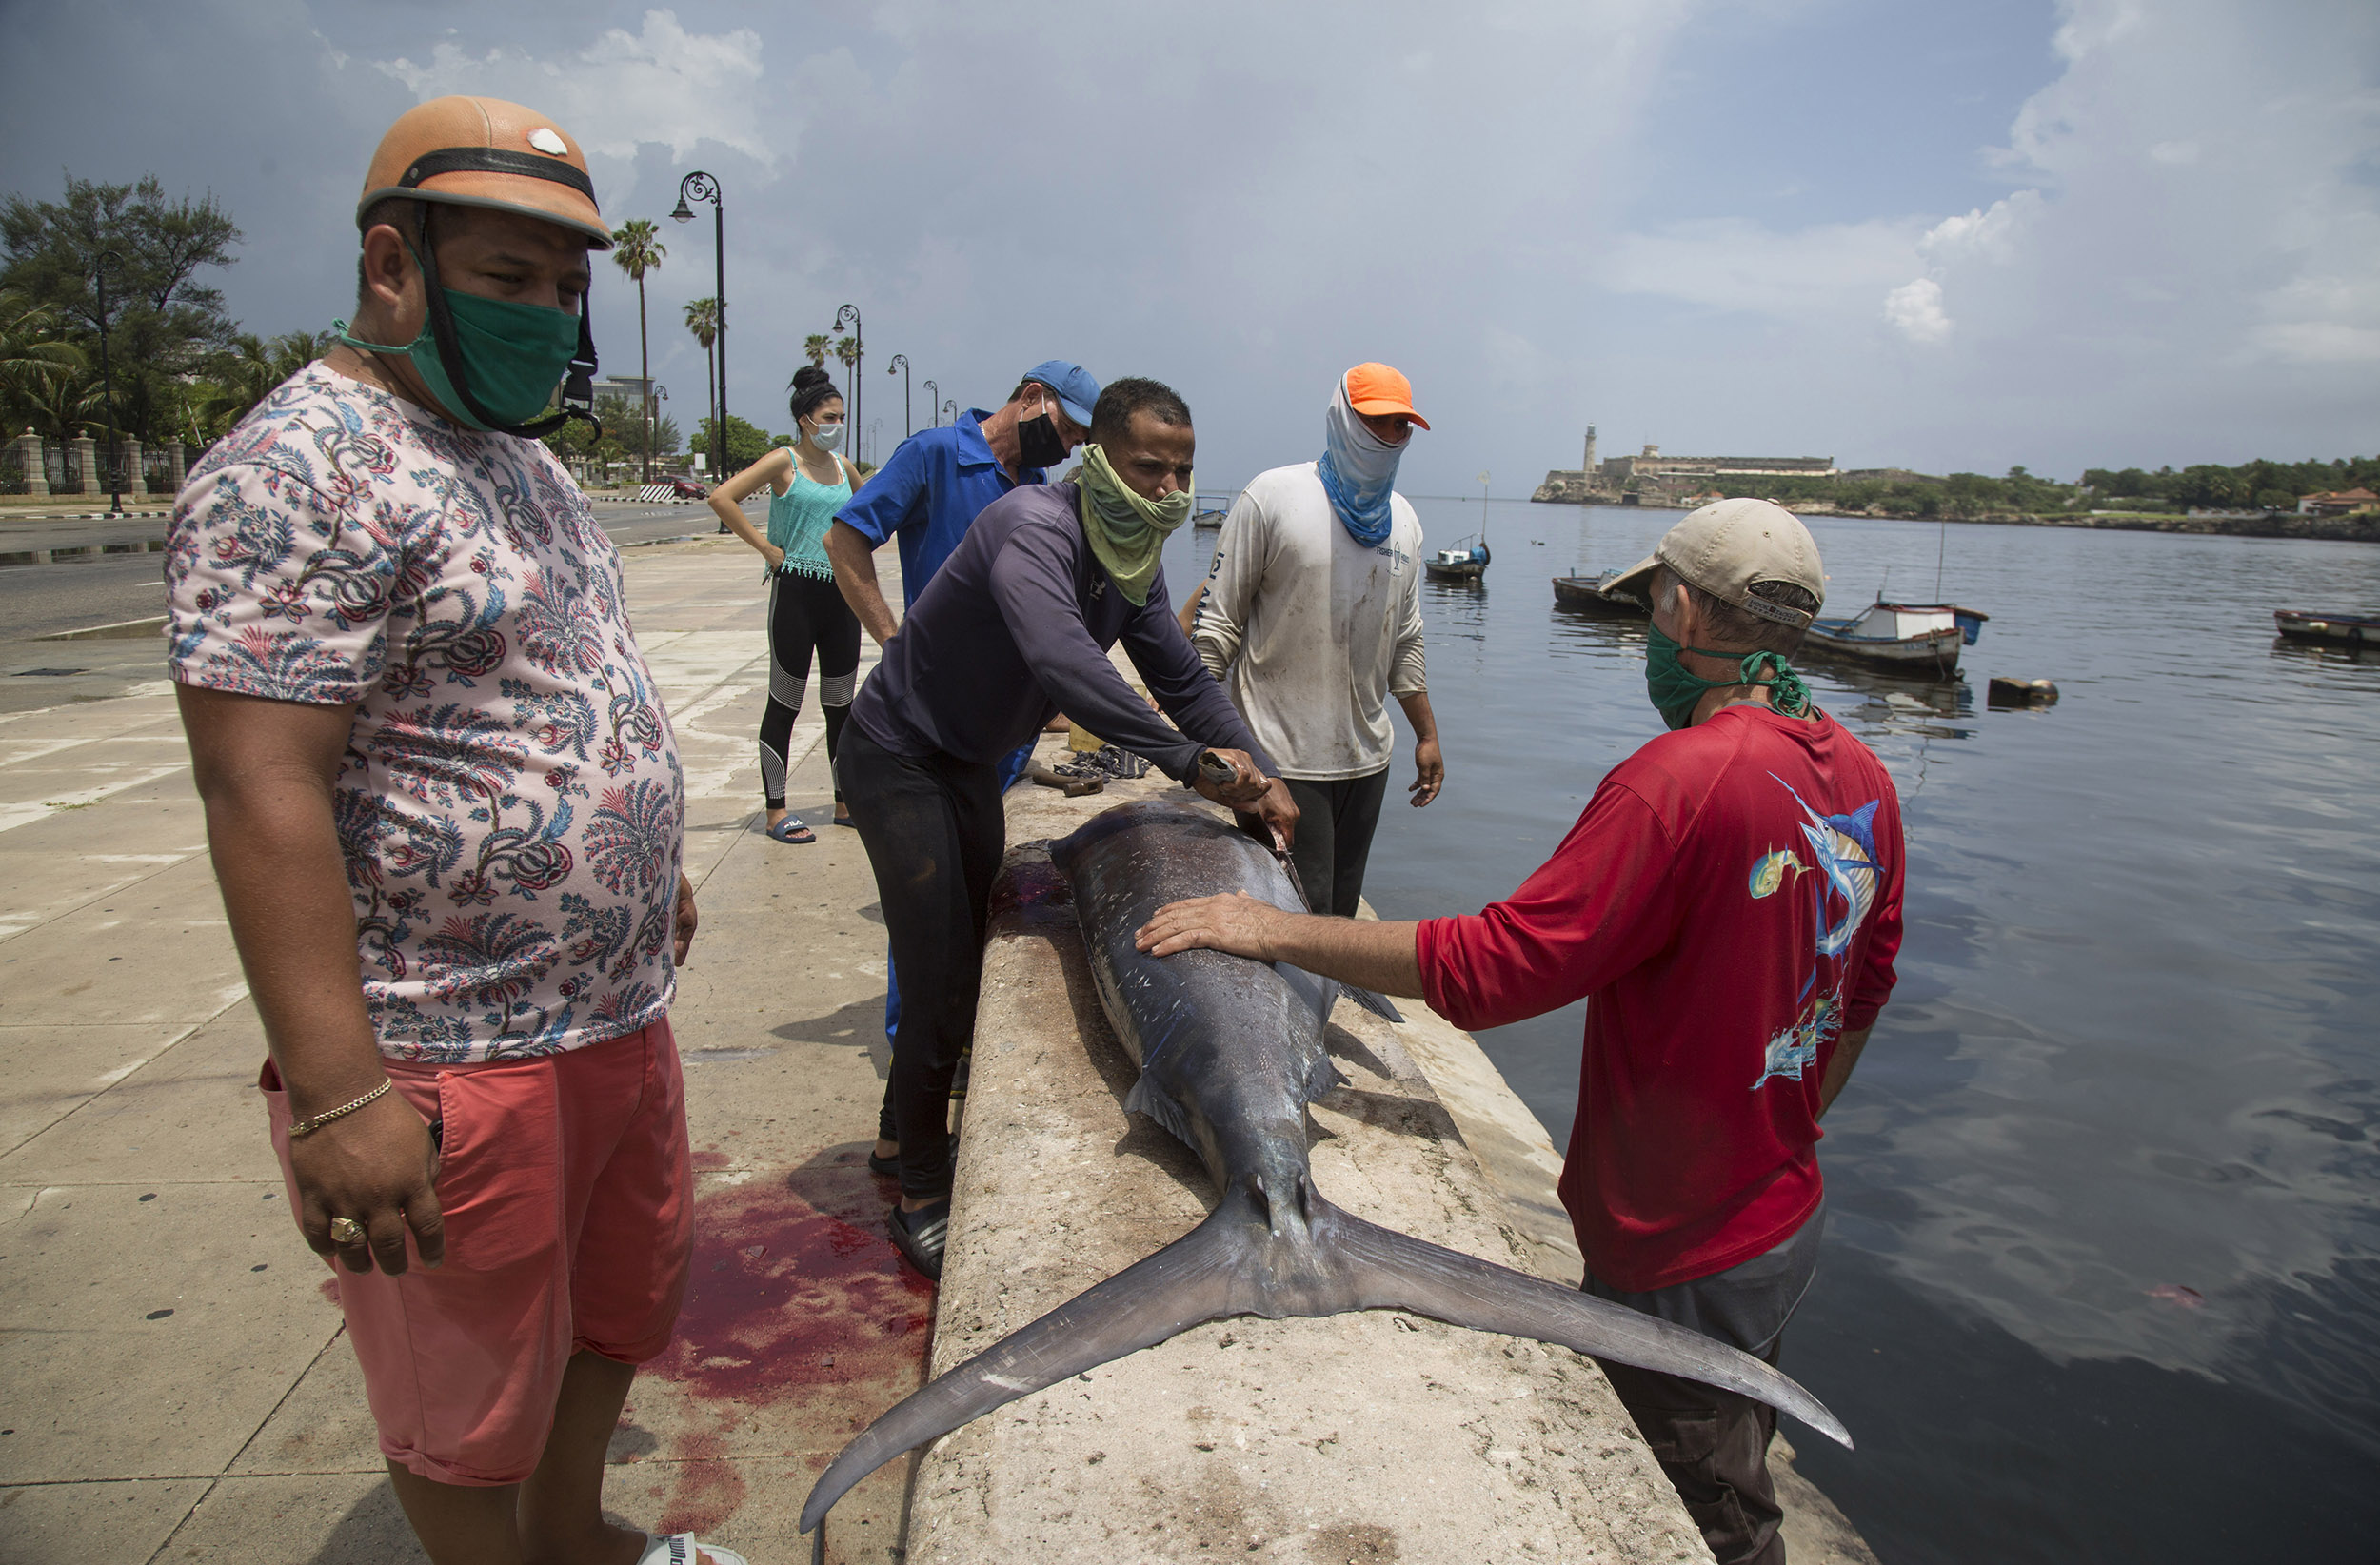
[4,0,2373,490]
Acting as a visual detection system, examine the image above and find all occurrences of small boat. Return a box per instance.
[1190,491,1239,529]
[1424,542,1490,583]
[2274,609,2380,645]
[1802,601,1987,679]
[1552,571,1647,618]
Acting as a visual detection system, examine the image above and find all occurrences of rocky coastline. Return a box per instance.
[1530,473,2380,544]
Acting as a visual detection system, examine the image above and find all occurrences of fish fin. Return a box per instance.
[1341,986,1406,1024]
[1325,1202,1852,1449]
[1124,1073,1197,1150]
[799,1206,1260,1533]
[1303,1049,1350,1104]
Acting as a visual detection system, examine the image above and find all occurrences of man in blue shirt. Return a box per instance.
[824,360,1098,1177]
[827,361,1099,644]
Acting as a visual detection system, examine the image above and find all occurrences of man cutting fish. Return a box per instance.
[839,375,1299,1279]
[1138,499,1905,1565]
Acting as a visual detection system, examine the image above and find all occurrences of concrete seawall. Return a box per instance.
[896,759,1874,1563]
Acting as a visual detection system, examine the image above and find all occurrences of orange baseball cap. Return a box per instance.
[358,96,610,248]
[1344,363,1430,430]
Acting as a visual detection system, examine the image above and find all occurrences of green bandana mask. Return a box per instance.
[1644,624,1815,730]
[1074,443,1192,607]
[336,288,581,433]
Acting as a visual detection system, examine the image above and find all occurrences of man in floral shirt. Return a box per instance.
[169,97,734,1565]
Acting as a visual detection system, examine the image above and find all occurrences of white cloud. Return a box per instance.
[378,10,778,171]
[1883,278,1953,344]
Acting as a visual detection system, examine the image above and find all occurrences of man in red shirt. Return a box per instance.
[1137,499,1903,1565]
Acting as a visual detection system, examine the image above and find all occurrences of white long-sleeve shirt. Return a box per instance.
[1192,462,1427,782]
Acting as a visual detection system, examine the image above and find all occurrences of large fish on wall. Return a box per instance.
[800,800,1848,1532]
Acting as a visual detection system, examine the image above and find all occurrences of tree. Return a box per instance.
[0,289,88,439]
[609,218,664,485]
[0,174,242,446]
[833,333,859,409]
[803,333,831,369]
[692,412,773,474]
[194,328,336,439]
[684,296,720,467]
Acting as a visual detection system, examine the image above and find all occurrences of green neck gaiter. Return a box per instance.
[1644,623,1815,730]
[1074,443,1192,607]
[335,287,581,433]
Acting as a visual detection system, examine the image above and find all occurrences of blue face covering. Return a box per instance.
[1316,377,1403,547]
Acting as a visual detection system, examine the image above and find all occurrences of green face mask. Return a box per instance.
[1644,623,1815,730]
[336,287,582,433]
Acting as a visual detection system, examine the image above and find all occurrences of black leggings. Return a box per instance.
[759,569,862,810]
[836,727,1005,1201]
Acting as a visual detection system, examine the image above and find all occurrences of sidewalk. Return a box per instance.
[0,535,922,1564]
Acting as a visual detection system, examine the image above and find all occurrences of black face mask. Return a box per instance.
[1016,406,1070,469]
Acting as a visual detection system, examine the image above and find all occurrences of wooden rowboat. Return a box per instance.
[1551,572,1647,618]
[2273,609,2380,645]
[1802,601,1986,680]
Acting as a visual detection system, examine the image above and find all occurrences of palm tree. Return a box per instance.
[833,334,859,416]
[609,220,665,485]
[0,292,86,441]
[803,333,831,369]
[684,297,721,472]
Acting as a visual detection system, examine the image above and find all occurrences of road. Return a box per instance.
[0,498,751,714]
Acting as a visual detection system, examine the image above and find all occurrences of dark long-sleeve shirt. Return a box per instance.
[848,482,1275,782]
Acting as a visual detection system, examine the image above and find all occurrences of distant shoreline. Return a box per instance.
[1528,495,2380,545]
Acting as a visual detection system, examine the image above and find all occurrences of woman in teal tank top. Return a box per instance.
[707,366,865,842]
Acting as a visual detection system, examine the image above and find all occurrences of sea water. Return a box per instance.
[1165,501,2380,1561]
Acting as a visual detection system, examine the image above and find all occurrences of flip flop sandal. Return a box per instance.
[889,1198,951,1280]
[639,1534,750,1565]
[764,815,817,844]
[867,1132,958,1178]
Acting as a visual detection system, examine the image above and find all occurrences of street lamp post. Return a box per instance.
[940,399,957,427]
[833,305,862,467]
[885,353,910,439]
[651,385,668,479]
[92,248,125,517]
[921,381,938,427]
[868,418,881,467]
[671,171,726,527]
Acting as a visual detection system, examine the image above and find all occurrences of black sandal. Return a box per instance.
[889,1199,950,1280]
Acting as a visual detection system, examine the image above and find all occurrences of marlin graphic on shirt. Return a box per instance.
[1751,777,1884,1090]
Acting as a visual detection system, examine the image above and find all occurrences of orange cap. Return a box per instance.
[358,96,610,248]
[1344,363,1429,430]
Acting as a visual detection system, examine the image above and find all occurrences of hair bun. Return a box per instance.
[791,365,833,393]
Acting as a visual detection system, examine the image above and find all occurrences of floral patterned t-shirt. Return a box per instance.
[167,364,684,1063]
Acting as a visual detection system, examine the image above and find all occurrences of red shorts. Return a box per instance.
[263,1020,694,1486]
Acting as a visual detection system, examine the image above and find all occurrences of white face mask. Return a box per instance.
[806,419,845,452]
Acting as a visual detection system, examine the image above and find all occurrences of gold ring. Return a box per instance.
[328,1217,365,1244]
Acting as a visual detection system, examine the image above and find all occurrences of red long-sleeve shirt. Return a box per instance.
[1418,706,1904,1291]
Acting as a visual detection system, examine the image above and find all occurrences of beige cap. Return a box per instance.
[1607,497,1826,628]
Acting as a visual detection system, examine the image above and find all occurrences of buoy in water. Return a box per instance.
[1988,677,2059,708]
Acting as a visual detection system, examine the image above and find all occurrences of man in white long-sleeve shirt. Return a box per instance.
[1193,363,1444,917]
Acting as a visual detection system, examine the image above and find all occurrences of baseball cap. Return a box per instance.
[1607,498,1826,628]
[359,97,610,248]
[1344,363,1430,430]
[1022,361,1100,429]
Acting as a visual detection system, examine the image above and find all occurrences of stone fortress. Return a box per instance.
[1533,425,1836,505]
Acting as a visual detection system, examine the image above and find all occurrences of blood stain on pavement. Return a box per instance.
[646,1157,938,1535]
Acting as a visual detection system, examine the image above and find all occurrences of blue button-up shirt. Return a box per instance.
[833,409,1041,604]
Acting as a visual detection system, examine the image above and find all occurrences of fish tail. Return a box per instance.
[798,1205,1264,1533]
[1326,1200,1853,1449]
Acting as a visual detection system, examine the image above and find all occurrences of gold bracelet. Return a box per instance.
[288,1080,391,1138]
